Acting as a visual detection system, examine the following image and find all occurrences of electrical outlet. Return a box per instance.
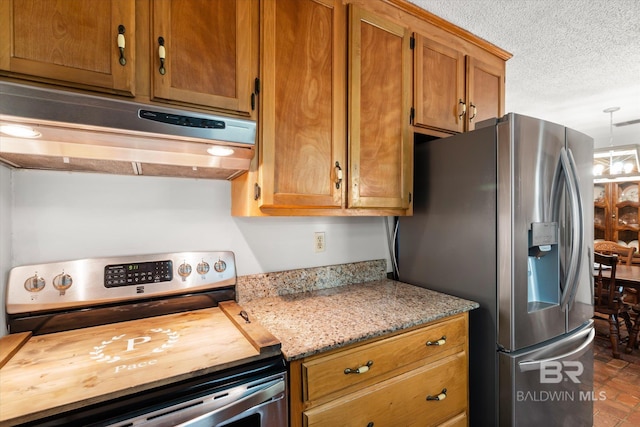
[314,232,326,253]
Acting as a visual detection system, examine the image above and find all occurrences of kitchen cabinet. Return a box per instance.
[348,5,413,210]
[0,0,136,95]
[150,0,256,116]
[413,33,506,134]
[594,181,640,258]
[0,0,258,117]
[231,0,413,216]
[250,0,346,210]
[288,313,469,427]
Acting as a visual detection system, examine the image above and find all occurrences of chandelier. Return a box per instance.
[593,107,640,181]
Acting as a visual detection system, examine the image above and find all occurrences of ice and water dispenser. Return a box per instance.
[527,222,560,311]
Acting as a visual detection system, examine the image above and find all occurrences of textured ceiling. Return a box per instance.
[408,0,640,149]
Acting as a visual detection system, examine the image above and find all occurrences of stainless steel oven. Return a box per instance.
[2,251,287,427]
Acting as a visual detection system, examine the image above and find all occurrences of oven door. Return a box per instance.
[108,371,287,427]
[18,357,287,427]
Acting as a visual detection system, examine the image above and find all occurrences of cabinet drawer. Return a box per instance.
[303,351,467,427]
[302,314,466,401]
[439,412,467,427]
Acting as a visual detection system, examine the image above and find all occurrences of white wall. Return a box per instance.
[1,168,392,336]
[0,165,12,336]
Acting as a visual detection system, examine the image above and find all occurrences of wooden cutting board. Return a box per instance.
[0,304,280,425]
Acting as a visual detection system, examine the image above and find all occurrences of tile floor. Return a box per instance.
[593,319,640,426]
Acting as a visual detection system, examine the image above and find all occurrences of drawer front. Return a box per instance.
[303,314,466,401]
[303,351,467,427]
[439,412,467,427]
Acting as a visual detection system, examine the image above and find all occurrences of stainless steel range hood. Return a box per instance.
[0,81,256,180]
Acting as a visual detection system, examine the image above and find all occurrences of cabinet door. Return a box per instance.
[0,0,135,95]
[611,181,640,245]
[466,56,505,130]
[348,6,412,209]
[151,0,256,115]
[259,0,345,209]
[413,34,465,133]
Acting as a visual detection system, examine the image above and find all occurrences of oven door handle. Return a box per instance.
[177,377,286,427]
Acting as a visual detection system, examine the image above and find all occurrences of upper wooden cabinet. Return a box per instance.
[413,35,464,133]
[231,1,414,216]
[150,0,256,115]
[348,6,412,210]
[0,0,136,95]
[466,56,505,130]
[256,0,345,209]
[0,0,258,117]
[412,31,506,133]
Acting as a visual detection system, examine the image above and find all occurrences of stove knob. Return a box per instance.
[177,262,192,281]
[214,259,227,273]
[53,273,73,296]
[24,274,45,292]
[196,260,210,276]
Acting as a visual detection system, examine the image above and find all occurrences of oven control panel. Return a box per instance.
[105,260,174,287]
[6,251,236,315]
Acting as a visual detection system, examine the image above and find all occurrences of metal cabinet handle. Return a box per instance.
[117,25,126,66]
[458,99,466,119]
[426,388,447,401]
[344,360,373,374]
[469,103,477,121]
[426,335,446,346]
[158,36,166,75]
[334,161,343,189]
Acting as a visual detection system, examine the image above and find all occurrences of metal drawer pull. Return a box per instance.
[239,310,251,323]
[458,99,466,119]
[426,388,447,401]
[426,336,446,346]
[117,25,126,66]
[158,36,166,75]
[344,360,373,374]
[334,161,343,189]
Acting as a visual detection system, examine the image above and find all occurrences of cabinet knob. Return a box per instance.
[117,25,126,66]
[158,37,167,75]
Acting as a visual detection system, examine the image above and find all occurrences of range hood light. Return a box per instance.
[207,146,235,157]
[0,124,41,138]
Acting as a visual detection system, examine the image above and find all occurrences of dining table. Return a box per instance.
[593,263,640,353]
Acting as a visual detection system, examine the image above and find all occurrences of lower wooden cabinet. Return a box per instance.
[288,313,469,427]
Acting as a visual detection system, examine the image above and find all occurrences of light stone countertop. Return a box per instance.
[239,278,478,361]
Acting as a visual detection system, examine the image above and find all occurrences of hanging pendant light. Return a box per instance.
[593,107,640,181]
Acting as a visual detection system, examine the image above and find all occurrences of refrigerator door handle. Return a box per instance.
[557,147,584,310]
[564,147,585,309]
[560,147,585,310]
[517,327,594,372]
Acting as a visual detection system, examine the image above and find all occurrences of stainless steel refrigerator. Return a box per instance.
[398,113,594,426]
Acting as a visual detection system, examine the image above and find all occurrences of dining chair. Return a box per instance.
[593,252,634,358]
[594,240,636,265]
[629,304,640,352]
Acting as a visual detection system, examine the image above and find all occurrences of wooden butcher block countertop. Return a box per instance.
[0,301,280,426]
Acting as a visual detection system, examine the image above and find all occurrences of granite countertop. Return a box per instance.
[239,278,478,361]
